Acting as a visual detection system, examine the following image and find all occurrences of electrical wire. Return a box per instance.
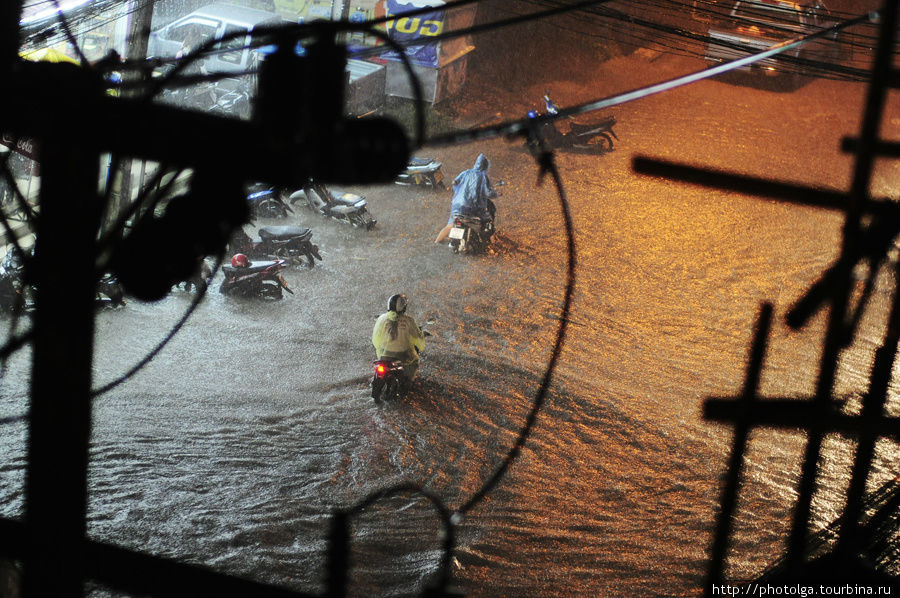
[332,483,456,596]
[488,0,883,81]
[83,18,430,397]
[48,0,92,66]
[2,1,884,596]
[4,4,584,594]
[334,144,576,596]
[0,147,37,388]
[459,143,575,516]
[90,254,223,398]
[424,10,873,149]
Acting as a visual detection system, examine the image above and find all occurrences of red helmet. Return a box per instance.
[231,253,250,268]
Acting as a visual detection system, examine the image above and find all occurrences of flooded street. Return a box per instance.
[2,53,900,596]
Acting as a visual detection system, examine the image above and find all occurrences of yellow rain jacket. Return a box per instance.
[372,311,426,364]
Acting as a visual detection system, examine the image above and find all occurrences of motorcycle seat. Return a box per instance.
[570,116,616,135]
[223,260,282,275]
[258,225,312,242]
[452,213,485,225]
[407,157,439,170]
[327,190,366,207]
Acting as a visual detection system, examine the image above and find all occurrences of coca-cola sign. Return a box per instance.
[0,133,38,161]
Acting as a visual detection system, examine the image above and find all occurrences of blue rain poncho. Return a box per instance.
[448,153,497,224]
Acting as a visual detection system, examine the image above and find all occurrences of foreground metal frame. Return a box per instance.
[636,0,900,591]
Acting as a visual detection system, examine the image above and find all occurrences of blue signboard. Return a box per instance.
[383,0,444,68]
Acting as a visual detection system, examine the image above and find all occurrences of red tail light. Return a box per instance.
[375,363,387,377]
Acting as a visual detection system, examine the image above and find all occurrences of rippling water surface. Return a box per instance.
[2,55,899,597]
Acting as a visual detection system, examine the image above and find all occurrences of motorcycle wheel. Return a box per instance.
[576,133,613,153]
[276,187,294,209]
[351,210,376,230]
[256,198,287,219]
[97,278,125,307]
[260,279,283,300]
[470,234,485,255]
[235,98,251,120]
[0,280,24,315]
[385,378,401,401]
[372,377,384,402]
[375,377,401,402]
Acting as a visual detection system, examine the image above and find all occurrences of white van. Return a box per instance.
[149,3,285,74]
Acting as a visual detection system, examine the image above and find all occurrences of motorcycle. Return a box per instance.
[289,181,376,230]
[172,256,213,294]
[0,246,124,313]
[228,225,322,267]
[394,156,446,190]
[0,247,27,314]
[246,185,293,219]
[219,257,292,299]
[209,78,252,120]
[448,214,495,255]
[371,329,430,402]
[447,181,504,255]
[526,92,618,153]
[96,274,126,307]
[371,358,407,403]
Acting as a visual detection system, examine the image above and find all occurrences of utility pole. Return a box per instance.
[0,6,99,597]
[116,0,154,228]
[20,62,104,598]
[0,7,407,593]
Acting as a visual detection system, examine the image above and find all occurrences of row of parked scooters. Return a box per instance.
[0,157,447,312]
[218,158,446,300]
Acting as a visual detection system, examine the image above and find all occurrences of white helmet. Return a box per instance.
[388,294,407,314]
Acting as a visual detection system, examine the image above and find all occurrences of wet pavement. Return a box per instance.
[2,53,900,596]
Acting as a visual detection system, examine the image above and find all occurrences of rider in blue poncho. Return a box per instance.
[434,153,498,243]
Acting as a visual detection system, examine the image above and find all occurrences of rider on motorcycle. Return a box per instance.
[434,153,498,243]
[372,294,426,381]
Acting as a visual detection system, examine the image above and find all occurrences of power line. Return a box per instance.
[426,9,874,148]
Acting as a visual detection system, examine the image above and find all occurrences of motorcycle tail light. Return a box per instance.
[375,363,387,377]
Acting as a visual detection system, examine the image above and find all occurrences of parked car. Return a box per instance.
[705,0,839,85]
[149,3,285,75]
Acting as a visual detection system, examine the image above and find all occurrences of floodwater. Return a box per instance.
[2,54,900,597]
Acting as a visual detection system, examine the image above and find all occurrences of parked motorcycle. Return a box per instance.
[526,93,618,153]
[394,156,445,190]
[0,246,124,313]
[95,274,126,307]
[0,247,27,314]
[209,77,252,120]
[172,256,213,294]
[229,225,322,267]
[289,181,376,230]
[158,82,217,112]
[219,255,292,299]
[246,185,293,219]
